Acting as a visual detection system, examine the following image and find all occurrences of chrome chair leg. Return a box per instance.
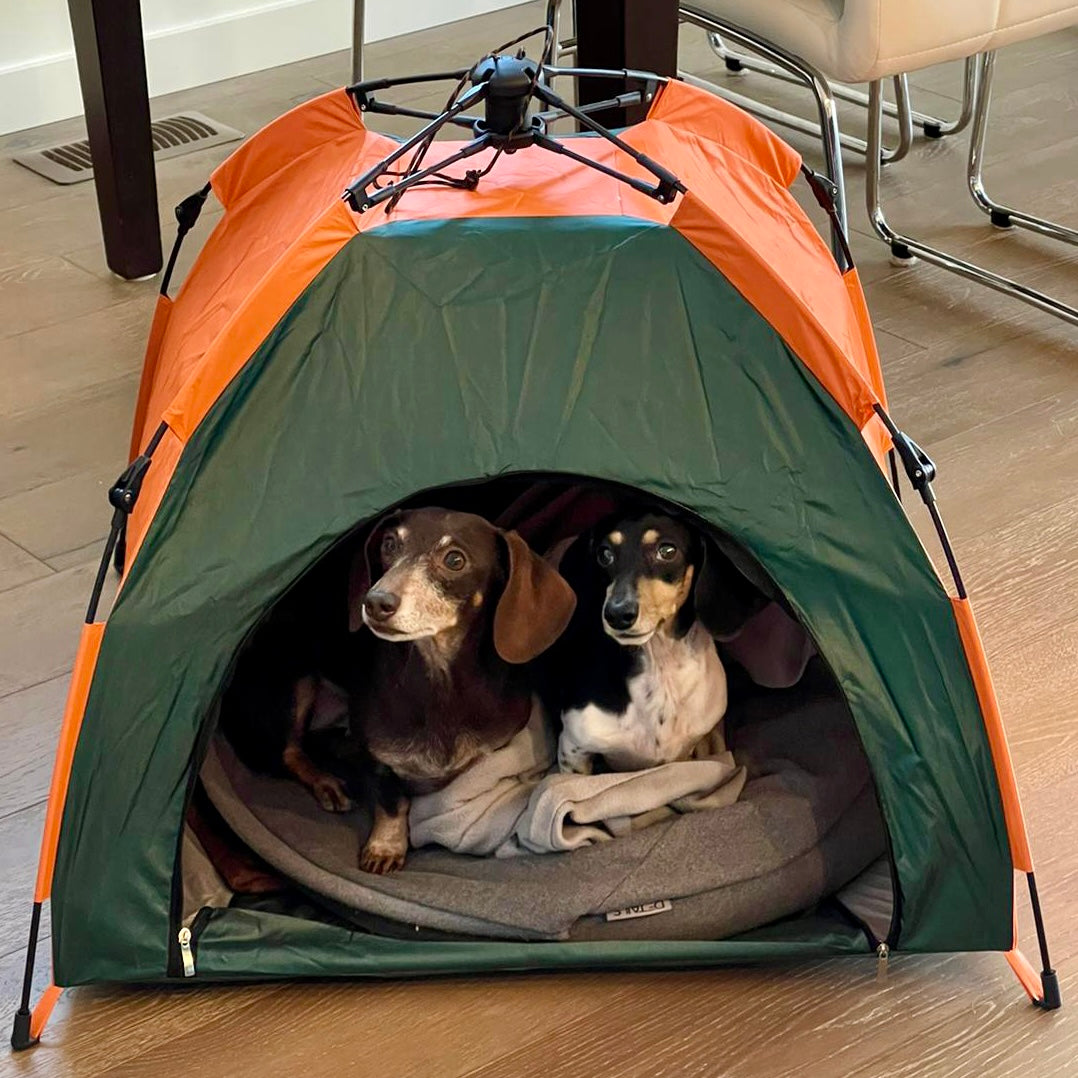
[682,11,909,164]
[865,79,1078,326]
[351,0,365,84]
[682,70,911,162]
[922,56,977,138]
[546,1,576,61]
[679,6,848,258]
[967,51,1078,245]
[886,74,914,165]
[706,32,976,142]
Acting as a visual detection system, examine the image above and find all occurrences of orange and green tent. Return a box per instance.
[11,69,1058,1051]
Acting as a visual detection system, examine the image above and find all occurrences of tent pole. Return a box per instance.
[160,184,211,299]
[877,399,1062,1008]
[11,422,170,1049]
[1026,872,1062,1009]
[10,904,43,1050]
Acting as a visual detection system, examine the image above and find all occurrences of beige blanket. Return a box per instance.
[409,703,746,857]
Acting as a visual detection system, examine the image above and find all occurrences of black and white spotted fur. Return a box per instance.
[544,513,758,774]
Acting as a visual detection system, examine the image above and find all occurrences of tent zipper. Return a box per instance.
[177,907,213,978]
[177,927,195,977]
[167,704,221,977]
[875,942,889,983]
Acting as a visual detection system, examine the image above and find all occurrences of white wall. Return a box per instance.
[0,0,520,136]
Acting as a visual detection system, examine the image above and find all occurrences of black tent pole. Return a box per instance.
[10,422,169,1050]
[875,402,1061,1011]
[10,905,43,1050]
[1026,872,1062,1009]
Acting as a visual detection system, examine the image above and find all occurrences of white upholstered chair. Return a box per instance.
[678,1,1078,324]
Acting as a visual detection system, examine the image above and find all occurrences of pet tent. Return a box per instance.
[12,49,1060,1051]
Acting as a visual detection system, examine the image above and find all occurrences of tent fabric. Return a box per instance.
[124,81,887,569]
[30,75,1036,994]
[51,215,1012,985]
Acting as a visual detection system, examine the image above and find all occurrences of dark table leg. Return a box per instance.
[574,0,680,127]
[67,0,162,280]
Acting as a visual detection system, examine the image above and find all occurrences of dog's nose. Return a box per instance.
[604,596,639,632]
[364,589,400,622]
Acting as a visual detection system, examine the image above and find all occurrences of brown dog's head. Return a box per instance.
[349,508,576,664]
[586,513,763,646]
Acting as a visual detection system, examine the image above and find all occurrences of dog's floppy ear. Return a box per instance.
[347,517,393,633]
[692,534,769,640]
[494,530,577,663]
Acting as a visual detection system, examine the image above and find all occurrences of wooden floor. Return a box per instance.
[1,5,1076,1075]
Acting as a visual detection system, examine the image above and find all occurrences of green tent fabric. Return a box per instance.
[51,218,1011,985]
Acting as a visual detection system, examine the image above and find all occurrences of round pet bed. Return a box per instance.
[200,678,886,942]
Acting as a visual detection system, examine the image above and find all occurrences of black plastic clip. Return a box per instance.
[107,454,152,575]
[891,429,937,498]
[175,186,209,235]
[109,454,152,517]
[800,165,854,272]
[633,153,684,205]
[802,167,839,209]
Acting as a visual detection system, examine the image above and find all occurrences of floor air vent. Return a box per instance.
[13,112,244,185]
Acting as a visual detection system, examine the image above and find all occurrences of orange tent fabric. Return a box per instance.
[127,80,887,568]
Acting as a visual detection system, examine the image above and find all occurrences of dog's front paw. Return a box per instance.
[558,744,594,775]
[312,774,354,813]
[359,839,407,874]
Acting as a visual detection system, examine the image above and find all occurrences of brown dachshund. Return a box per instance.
[348,507,576,872]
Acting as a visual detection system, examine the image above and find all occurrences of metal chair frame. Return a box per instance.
[967,49,1078,247]
[680,5,1078,327]
[703,31,977,155]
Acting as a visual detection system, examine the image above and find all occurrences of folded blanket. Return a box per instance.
[409,703,746,857]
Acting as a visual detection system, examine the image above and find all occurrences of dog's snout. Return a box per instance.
[364,589,401,622]
[604,595,639,632]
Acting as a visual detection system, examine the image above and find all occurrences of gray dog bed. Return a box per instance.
[201,679,886,942]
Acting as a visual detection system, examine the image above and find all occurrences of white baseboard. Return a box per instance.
[0,0,519,137]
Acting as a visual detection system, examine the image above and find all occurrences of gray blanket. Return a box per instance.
[409,703,747,857]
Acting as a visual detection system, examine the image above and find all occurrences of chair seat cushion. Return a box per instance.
[685,0,1078,81]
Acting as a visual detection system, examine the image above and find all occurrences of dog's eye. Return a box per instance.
[443,549,466,571]
[381,533,400,558]
[597,547,614,568]
[656,543,678,561]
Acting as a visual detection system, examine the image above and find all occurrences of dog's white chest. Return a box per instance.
[560,623,727,772]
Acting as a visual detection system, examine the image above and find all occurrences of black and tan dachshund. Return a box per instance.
[545,511,764,774]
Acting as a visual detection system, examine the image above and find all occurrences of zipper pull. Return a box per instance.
[875,942,889,984]
[178,926,196,978]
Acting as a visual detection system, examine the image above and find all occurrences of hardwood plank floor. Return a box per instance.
[1,4,1075,1075]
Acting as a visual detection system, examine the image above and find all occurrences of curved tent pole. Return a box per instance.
[124,182,212,496]
[159,184,211,300]
[11,422,170,1051]
[874,403,1060,1011]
